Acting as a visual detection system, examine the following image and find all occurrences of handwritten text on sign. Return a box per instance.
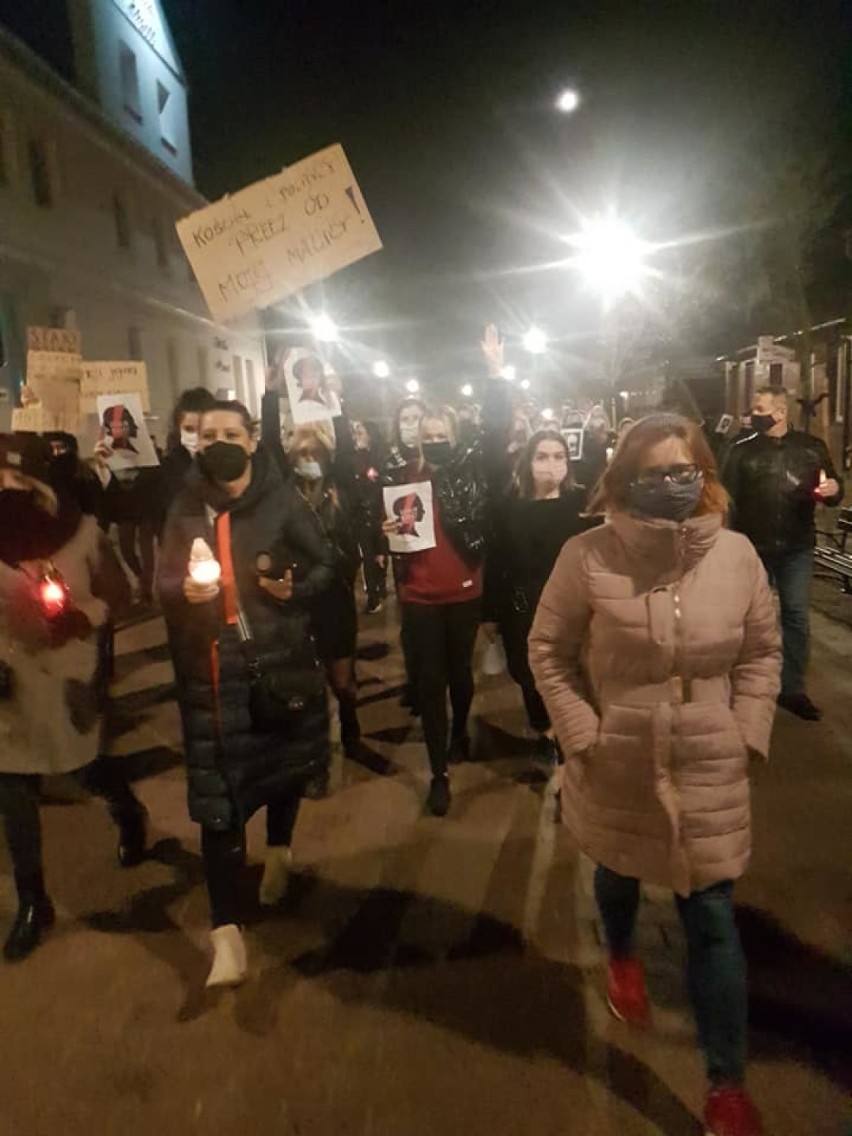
[175,144,382,323]
[81,361,150,413]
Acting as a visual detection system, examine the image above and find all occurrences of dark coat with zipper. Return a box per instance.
[157,449,334,831]
[722,427,843,553]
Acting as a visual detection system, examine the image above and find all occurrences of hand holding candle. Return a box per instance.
[184,537,221,603]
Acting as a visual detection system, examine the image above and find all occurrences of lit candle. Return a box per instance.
[188,538,221,586]
[39,567,68,616]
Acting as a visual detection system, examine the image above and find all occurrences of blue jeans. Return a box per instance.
[594,865,747,1085]
[759,547,813,696]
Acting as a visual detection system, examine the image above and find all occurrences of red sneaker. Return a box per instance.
[606,957,650,1026]
[703,1086,763,1136]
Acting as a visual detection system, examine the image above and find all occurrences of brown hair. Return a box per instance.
[200,399,256,435]
[588,412,728,516]
[516,429,575,499]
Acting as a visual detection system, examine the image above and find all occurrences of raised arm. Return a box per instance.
[281,484,335,601]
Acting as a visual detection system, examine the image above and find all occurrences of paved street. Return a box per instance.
[1,595,850,1136]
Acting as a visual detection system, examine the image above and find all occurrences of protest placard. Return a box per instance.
[27,326,82,354]
[20,350,82,433]
[176,143,382,322]
[96,392,160,471]
[276,347,342,425]
[81,361,150,413]
[383,481,436,554]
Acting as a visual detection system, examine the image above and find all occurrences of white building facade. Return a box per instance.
[0,0,265,440]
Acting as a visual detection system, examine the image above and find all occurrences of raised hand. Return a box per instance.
[480,323,504,379]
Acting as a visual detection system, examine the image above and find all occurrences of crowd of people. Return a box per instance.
[0,325,844,1136]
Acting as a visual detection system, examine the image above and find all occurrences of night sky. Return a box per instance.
[4,0,852,390]
[160,0,852,383]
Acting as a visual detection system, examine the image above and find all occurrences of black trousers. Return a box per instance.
[201,791,302,928]
[117,519,156,597]
[358,524,387,605]
[499,608,550,734]
[0,758,142,899]
[401,599,481,777]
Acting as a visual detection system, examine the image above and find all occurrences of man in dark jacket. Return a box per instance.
[723,385,843,720]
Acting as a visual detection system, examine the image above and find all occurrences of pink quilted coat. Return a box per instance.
[528,510,781,896]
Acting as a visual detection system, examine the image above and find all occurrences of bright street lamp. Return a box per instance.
[310,312,338,343]
[460,383,473,398]
[520,378,531,391]
[555,88,580,114]
[372,360,390,379]
[502,364,517,382]
[405,378,420,394]
[522,326,548,355]
[570,214,650,303]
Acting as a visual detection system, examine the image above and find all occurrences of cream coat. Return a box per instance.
[0,516,110,775]
[529,511,781,896]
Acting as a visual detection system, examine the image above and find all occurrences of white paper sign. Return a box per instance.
[276,347,342,424]
[81,361,150,413]
[383,481,436,554]
[96,392,160,471]
[13,350,83,433]
[562,427,584,462]
[176,143,383,323]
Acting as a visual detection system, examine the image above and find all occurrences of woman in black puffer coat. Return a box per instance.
[157,401,333,988]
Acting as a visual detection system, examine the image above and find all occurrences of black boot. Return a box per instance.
[339,698,361,760]
[115,803,148,868]
[4,894,55,962]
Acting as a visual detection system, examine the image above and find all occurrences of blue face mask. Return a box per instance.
[295,459,323,482]
[626,475,704,522]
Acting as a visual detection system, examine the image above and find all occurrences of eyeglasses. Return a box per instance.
[632,463,700,487]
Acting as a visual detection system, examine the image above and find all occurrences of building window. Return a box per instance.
[167,338,181,402]
[232,355,245,404]
[113,192,131,249]
[245,358,256,411]
[0,111,16,186]
[28,136,53,207]
[197,345,208,385]
[128,326,142,360]
[157,82,177,156]
[153,216,168,270]
[119,42,142,123]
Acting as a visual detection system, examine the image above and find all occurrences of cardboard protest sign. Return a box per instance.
[81,361,150,413]
[176,143,382,322]
[383,481,436,554]
[27,326,82,354]
[12,349,82,433]
[276,347,342,425]
[96,392,160,471]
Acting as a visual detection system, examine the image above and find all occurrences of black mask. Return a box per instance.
[750,413,776,433]
[198,442,250,483]
[422,441,454,467]
[626,476,704,523]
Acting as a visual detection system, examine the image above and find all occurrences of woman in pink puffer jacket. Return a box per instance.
[529,413,781,1136]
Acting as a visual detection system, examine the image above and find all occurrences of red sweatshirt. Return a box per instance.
[398,490,482,605]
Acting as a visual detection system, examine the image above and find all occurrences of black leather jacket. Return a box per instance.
[722,428,843,553]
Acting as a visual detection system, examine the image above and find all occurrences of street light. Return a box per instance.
[520,378,531,391]
[570,214,650,303]
[555,88,580,114]
[309,312,338,343]
[405,378,420,394]
[523,326,548,355]
[541,407,555,420]
[460,383,473,398]
[372,360,390,379]
[502,364,517,382]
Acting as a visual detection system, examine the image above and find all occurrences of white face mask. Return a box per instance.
[295,459,323,482]
[180,429,198,456]
[399,421,421,448]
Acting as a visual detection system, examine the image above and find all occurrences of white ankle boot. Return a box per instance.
[206,924,247,988]
[259,845,292,906]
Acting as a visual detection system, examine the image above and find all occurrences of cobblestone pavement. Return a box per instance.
[0,599,850,1135]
